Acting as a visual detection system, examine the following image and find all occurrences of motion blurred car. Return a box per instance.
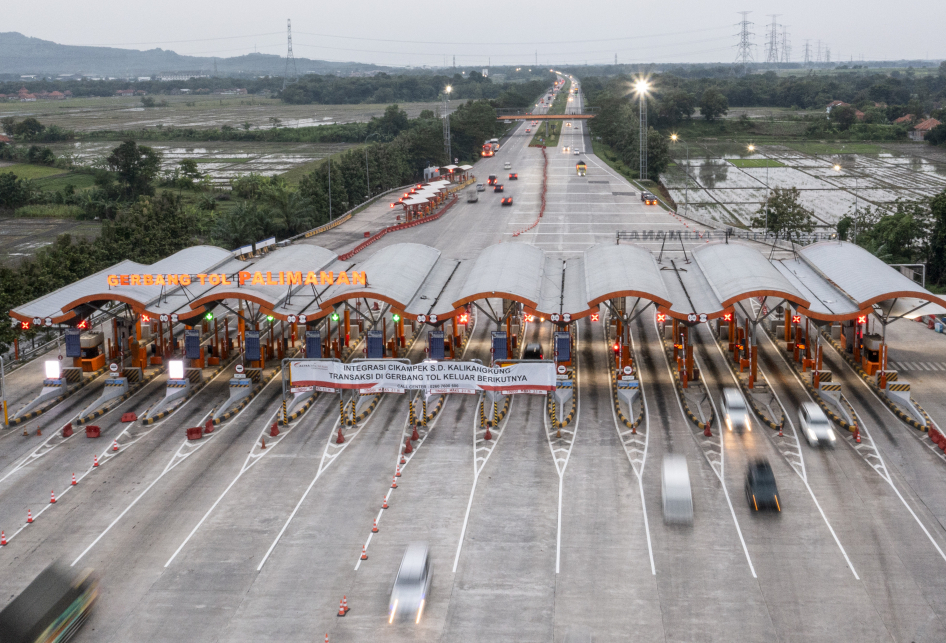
[0,562,99,642]
[562,146,570,153]
[641,191,658,205]
[745,459,781,512]
[522,343,543,359]
[494,184,504,192]
[526,128,531,133]
[721,388,750,433]
[573,150,579,155]
[487,175,497,185]
[501,197,513,206]
[565,122,572,127]
[466,191,478,203]
[798,402,835,447]
[508,173,518,180]
[662,454,693,525]
[389,542,432,624]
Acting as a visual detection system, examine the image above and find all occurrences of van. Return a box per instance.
[661,455,693,524]
[798,402,835,446]
[721,387,750,433]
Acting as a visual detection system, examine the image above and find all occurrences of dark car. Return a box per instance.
[641,191,658,205]
[487,175,497,185]
[494,184,504,192]
[501,197,513,206]
[745,459,781,512]
[522,343,543,359]
[509,173,518,180]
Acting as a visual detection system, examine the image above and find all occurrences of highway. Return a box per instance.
[2,75,946,642]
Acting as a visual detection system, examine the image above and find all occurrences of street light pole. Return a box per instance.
[748,144,770,235]
[443,85,453,164]
[671,134,690,216]
[364,132,379,199]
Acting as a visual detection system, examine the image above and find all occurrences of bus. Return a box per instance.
[482,141,494,157]
[0,563,99,643]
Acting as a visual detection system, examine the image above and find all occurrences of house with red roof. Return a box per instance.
[910,118,942,141]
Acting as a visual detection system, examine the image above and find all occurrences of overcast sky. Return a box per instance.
[6,0,945,67]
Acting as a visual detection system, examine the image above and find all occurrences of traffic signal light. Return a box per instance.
[267,315,275,322]
[791,315,801,324]
[613,343,620,353]
[458,313,469,324]
[76,319,89,329]
[656,313,666,323]
[20,321,29,330]
[392,313,400,322]
[590,313,600,322]
[857,315,867,325]
[141,314,150,323]
[723,313,732,322]
[331,313,339,322]
[205,312,214,321]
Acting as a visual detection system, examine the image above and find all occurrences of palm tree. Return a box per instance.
[262,183,314,236]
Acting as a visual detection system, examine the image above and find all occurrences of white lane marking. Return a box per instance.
[713,334,859,578]
[546,327,581,574]
[819,338,946,564]
[452,393,516,573]
[74,398,282,567]
[623,317,656,576]
[257,395,387,572]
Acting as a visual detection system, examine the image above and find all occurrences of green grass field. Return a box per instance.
[728,158,786,168]
[13,204,84,218]
[33,173,97,191]
[0,164,70,180]
[191,158,252,164]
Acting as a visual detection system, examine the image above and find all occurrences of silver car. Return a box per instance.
[661,454,693,525]
[721,387,750,433]
[799,401,835,447]
[389,542,432,624]
[476,183,485,192]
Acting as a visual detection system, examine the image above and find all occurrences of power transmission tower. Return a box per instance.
[803,40,811,67]
[282,19,298,90]
[615,53,618,65]
[825,46,831,64]
[453,55,455,68]
[780,26,791,64]
[734,12,754,76]
[764,15,780,67]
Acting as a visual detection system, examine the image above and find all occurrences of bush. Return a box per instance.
[14,204,84,218]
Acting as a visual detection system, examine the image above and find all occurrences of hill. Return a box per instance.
[0,31,388,77]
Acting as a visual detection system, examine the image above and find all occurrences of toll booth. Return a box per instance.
[428,329,445,360]
[75,331,105,372]
[491,331,508,362]
[185,329,201,365]
[305,330,322,358]
[366,330,384,359]
[861,333,882,375]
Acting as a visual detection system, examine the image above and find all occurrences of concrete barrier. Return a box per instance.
[885,382,927,426]
[213,377,253,422]
[77,377,129,423]
[13,378,67,419]
[144,378,190,421]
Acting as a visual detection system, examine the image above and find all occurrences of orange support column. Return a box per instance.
[452,318,459,358]
[685,325,694,385]
[397,313,405,347]
[748,324,757,389]
[672,318,679,361]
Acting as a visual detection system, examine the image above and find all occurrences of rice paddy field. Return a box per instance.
[45,141,355,186]
[660,140,946,227]
[0,95,450,132]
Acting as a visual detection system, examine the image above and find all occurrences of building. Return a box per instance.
[157,72,209,82]
[115,89,135,97]
[0,134,12,145]
[825,100,849,118]
[910,118,943,141]
[894,114,915,125]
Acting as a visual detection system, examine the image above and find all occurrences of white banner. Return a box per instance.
[289,360,555,395]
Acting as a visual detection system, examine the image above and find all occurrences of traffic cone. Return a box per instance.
[400,455,406,465]
[270,422,279,437]
[93,454,99,467]
[484,423,492,441]
[404,436,413,454]
[260,437,266,449]
[1,531,6,546]
[372,519,379,533]
[71,473,77,486]
[778,424,784,437]
[27,509,32,524]
[37,427,42,436]
[338,597,347,616]
[23,429,28,436]
[112,439,119,452]
[325,634,329,643]
[391,476,398,489]
[336,426,345,444]
[395,466,401,477]
[854,426,861,443]
[360,545,368,560]
[342,596,349,613]
[50,490,56,504]
[382,495,388,509]
[411,425,420,441]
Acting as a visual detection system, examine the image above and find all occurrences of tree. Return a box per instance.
[852,201,930,263]
[830,105,857,131]
[655,91,696,125]
[262,181,314,236]
[699,89,729,122]
[928,190,946,286]
[0,172,33,210]
[106,140,161,200]
[12,117,46,140]
[926,123,946,146]
[368,104,409,140]
[750,187,815,240]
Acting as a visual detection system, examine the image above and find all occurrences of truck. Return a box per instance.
[0,563,99,643]
[576,161,586,176]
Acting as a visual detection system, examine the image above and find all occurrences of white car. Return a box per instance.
[503,161,511,169]
[721,388,750,433]
[475,183,485,192]
[798,402,835,446]
[661,454,693,525]
[573,150,579,155]
[389,542,432,624]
